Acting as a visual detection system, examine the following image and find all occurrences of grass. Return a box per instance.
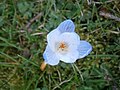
[0,0,120,90]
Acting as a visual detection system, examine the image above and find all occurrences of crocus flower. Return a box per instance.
[43,20,92,66]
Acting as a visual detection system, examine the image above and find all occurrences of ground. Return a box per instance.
[0,0,120,90]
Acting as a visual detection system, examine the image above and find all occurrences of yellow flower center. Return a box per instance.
[56,42,68,54]
[59,42,66,50]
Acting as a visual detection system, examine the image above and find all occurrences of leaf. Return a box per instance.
[0,16,4,26]
[41,87,48,90]
[17,2,29,13]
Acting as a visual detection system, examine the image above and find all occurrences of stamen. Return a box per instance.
[56,42,68,53]
[59,42,66,49]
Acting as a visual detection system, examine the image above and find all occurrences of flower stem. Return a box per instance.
[40,61,47,71]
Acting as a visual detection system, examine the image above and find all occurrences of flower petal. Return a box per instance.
[43,45,60,65]
[59,50,79,63]
[78,40,92,58]
[59,32,80,50]
[57,20,75,33]
[47,29,60,51]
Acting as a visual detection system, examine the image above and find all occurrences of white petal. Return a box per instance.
[59,32,80,50]
[57,20,75,33]
[47,29,60,51]
[43,45,60,65]
[59,50,79,63]
[78,41,92,58]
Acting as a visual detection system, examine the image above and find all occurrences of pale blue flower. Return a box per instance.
[43,20,92,65]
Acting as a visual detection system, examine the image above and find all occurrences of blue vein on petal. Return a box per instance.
[57,20,75,33]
